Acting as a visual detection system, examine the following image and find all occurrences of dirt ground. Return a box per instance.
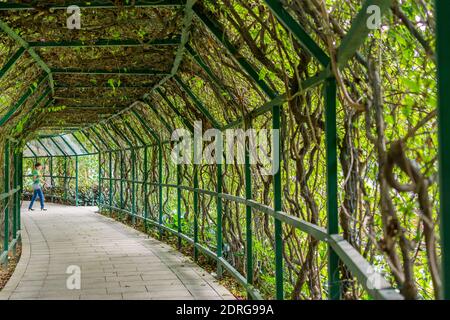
[0,245,22,291]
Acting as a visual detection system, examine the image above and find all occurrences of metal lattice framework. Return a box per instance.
[0,0,447,300]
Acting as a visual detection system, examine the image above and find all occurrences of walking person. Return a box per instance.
[28,163,47,211]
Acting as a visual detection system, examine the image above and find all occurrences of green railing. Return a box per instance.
[96,138,403,300]
[1,140,22,266]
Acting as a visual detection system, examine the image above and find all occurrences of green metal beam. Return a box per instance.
[54,84,154,89]
[185,44,240,111]
[223,69,329,129]
[121,116,147,146]
[0,19,54,93]
[29,37,181,48]
[49,137,68,156]
[60,135,78,155]
[174,75,222,128]
[325,78,341,300]
[152,0,197,91]
[80,131,100,153]
[70,133,90,154]
[263,0,330,67]
[90,127,112,151]
[37,140,52,157]
[142,97,175,133]
[337,0,393,67]
[73,0,196,133]
[25,143,38,158]
[0,73,48,126]
[109,123,133,148]
[100,125,123,150]
[0,0,186,10]
[51,68,169,76]
[186,44,233,98]
[193,4,277,99]
[0,47,25,80]
[156,88,194,132]
[130,109,163,142]
[52,105,130,110]
[436,0,450,300]
[54,96,143,101]
[15,88,52,132]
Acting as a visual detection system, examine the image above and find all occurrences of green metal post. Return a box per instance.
[120,151,124,210]
[3,140,10,256]
[98,152,102,206]
[75,156,79,207]
[216,162,223,278]
[244,119,254,297]
[177,164,182,249]
[12,149,18,241]
[64,157,68,202]
[158,144,163,236]
[193,164,199,262]
[109,152,113,212]
[325,78,341,300]
[18,153,22,231]
[272,105,284,300]
[143,146,148,231]
[49,156,54,202]
[131,149,136,224]
[436,0,450,300]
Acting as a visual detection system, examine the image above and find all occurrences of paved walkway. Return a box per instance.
[0,202,234,300]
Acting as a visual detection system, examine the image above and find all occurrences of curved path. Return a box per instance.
[0,202,234,300]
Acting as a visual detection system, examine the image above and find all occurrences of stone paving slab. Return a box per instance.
[0,202,235,300]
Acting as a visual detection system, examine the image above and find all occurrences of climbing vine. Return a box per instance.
[0,0,439,299]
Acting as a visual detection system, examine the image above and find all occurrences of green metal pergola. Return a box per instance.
[0,0,447,300]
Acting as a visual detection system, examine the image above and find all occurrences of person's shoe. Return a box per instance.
[41,208,47,211]
[28,208,35,211]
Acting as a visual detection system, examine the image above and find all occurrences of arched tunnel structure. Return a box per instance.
[0,0,448,300]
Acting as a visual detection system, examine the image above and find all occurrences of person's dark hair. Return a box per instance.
[35,163,42,168]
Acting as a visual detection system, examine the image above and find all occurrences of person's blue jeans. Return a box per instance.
[29,187,45,209]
